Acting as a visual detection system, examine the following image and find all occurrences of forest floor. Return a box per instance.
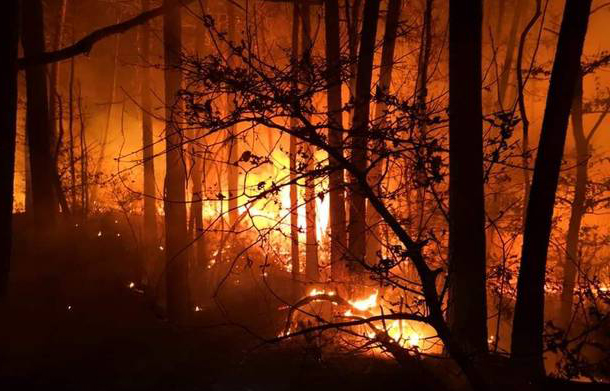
[2,213,607,391]
[0,214,409,391]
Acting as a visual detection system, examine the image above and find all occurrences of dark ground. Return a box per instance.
[0,214,408,391]
[2,214,608,391]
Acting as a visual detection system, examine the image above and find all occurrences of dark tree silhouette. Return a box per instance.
[21,0,60,229]
[163,0,190,323]
[140,0,158,283]
[0,0,19,297]
[447,0,488,356]
[347,0,380,273]
[324,0,347,281]
[511,0,592,378]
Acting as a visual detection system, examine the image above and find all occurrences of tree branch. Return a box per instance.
[18,0,196,69]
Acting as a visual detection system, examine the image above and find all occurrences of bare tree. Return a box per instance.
[559,70,608,327]
[163,0,190,323]
[0,0,19,297]
[366,0,401,265]
[226,0,239,227]
[511,0,592,378]
[347,0,380,274]
[140,0,158,261]
[21,0,60,229]
[324,0,347,281]
[447,0,488,356]
[290,1,300,285]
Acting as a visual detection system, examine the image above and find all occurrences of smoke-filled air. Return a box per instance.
[2,1,610,390]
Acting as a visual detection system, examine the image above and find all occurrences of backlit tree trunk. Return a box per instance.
[559,72,587,328]
[227,0,239,227]
[366,0,401,265]
[347,0,380,273]
[49,0,68,156]
[447,0,488,356]
[163,0,190,323]
[141,0,158,284]
[91,8,121,206]
[511,0,592,377]
[191,3,207,269]
[0,0,19,297]
[497,0,525,107]
[290,1,300,283]
[301,2,319,282]
[22,0,60,229]
[324,0,347,281]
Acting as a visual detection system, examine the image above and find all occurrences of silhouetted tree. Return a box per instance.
[347,0,380,273]
[447,0,488,356]
[324,0,347,281]
[0,0,19,297]
[511,0,592,378]
[140,0,158,284]
[366,0,401,265]
[22,0,60,229]
[163,0,190,323]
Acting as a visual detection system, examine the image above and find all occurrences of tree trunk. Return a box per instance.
[301,3,319,282]
[347,0,380,273]
[49,0,68,157]
[0,0,19,297]
[191,3,207,269]
[559,72,587,328]
[290,1,300,284]
[141,0,158,278]
[68,50,77,211]
[345,0,362,111]
[366,0,401,265]
[22,0,59,229]
[91,8,121,206]
[324,0,347,282]
[227,0,239,227]
[511,0,592,378]
[447,0,488,357]
[163,0,190,323]
[413,0,433,236]
[78,84,89,219]
[497,0,525,107]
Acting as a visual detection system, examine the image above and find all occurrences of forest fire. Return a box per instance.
[1,0,610,390]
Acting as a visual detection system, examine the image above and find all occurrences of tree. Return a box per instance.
[301,2,319,282]
[324,0,347,281]
[227,0,239,227]
[559,70,608,327]
[91,5,122,206]
[290,1,300,285]
[49,0,68,157]
[189,1,208,270]
[366,0,401,265]
[447,0,488,356]
[163,0,190,323]
[21,0,60,229]
[0,0,19,297]
[511,0,592,377]
[347,0,380,273]
[497,0,525,107]
[140,0,158,284]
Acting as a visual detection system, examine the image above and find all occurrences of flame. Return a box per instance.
[348,291,379,312]
[408,332,420,348]
[308,288,334,296]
